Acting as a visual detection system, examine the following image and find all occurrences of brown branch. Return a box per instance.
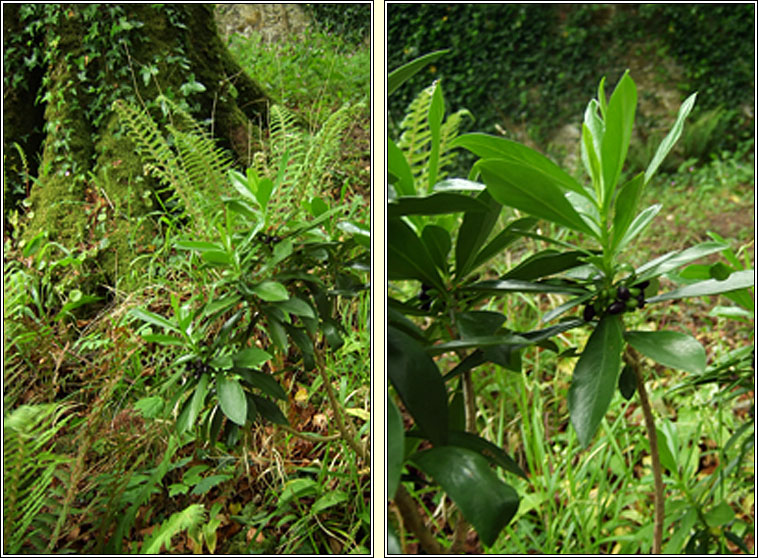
[626,347,665,554]
[394,484,446,555]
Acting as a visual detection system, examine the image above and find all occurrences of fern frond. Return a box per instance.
[3,404,72,554]
[171,126,234,205]
[140,504,206,554]
[111,100,181,193]
[299,102,358,198]
[268,104,306,191]
[397,82,472,191]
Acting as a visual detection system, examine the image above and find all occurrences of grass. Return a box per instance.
[3,23,370,555]
[394,145,753,553]
[469,148,754,553]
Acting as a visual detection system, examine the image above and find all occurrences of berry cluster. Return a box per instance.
[185,359,211,378]
[583,280,651,321]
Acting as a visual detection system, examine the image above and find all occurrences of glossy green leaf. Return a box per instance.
[469,217,537,273]
[275,297,315,318]
[618,364,636,400]
[705,501,735,528]
[601,71,636,205]
[387,397,404,500]
[504,250,586,281]
[614,203,661,254]
[467,278,585,296]
[173,240,225,252]
[388,138,415,196]
[455,189,501,279]
[250,394,288,425]
[451,132,590,199]
[252,280,289,302]
[141,333,185,346]
[428,334,528,356]
[636,241,728,281]
[387,327,448,446]
[648,269,753,302]
[388,49,449,97]
[388,192,489,217]
[645,92,697,185]
[656,421,679,475]
[322,319,344,350]
[216,375,247,426]
[237,369,287,400]
[201,250,233,266]
[245,392,259,423]
[446,430,527,479]
[475,158,597,237]
[411,446,519,546]
[568,315,623,448]
[312,491,349,514]
[426,80,444,191]
[131,307,178,333]
[203,295,241,318]
[182,372,209,434]
[432,178,486,193]
[388,218,445,292]
[232,347,272,369]
[456,311,506,339]
[625,330,705,374]
[610,172,644,253]
[422,225,451,273]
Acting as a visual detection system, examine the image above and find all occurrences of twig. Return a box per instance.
[394,484,446,555]
[626,347,664,554]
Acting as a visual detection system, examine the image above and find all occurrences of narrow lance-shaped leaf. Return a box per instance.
[410,446,519,546]
[645,92,697,185]
[388,137,415,196]
[387,327,448,446]
[610,172,644,254]
[568,315,624,448]
[216,375,247,426]
[387,397,405,499]
[388,218,446,292]
[475,159,598,238]
[648,269,754,302]
[601,70,637,211]
[455,189,501,279]
[625,330,706,374]
[452,132,592,199]
[388,49,449,97]
[426,80,444,192]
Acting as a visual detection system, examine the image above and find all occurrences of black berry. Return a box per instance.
[608,301,626,314]
[583,304,596,322]
[617,285,631,300]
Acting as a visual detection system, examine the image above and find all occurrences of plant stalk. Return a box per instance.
[626,347,664,553]
[313,345,368,462]
[394,484,446,555]
[450,369,476,553]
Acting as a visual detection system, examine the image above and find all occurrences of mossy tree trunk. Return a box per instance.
[4,4,270,292]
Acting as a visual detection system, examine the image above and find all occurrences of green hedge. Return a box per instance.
[305,4,370,45]
[388,4,753,153]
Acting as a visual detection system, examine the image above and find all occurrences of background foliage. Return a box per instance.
[388,4,754,156]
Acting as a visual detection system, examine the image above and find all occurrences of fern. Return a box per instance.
[397,82,472,192]
[139,504,206,554]
[264,102,360,214]
[112,98,235,237]
[3,404,73,554]
[300,102,359,198]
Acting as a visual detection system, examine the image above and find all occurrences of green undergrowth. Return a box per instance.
[462,183,753,552]
[3,23,370,555]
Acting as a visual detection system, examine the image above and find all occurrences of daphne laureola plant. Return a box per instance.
[388,53,753,553]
